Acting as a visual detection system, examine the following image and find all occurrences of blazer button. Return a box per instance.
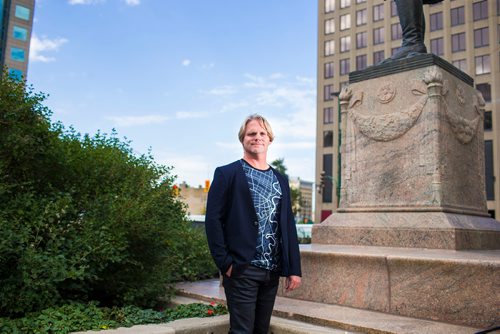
[254,221,258,226]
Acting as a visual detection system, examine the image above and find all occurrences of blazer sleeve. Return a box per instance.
[205,167,233,274]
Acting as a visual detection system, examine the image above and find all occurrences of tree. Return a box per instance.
[270,158,302,217]
[0,73,216,317]
[270,158,288,179]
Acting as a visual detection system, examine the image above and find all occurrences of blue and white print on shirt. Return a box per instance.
[241,159,282,272]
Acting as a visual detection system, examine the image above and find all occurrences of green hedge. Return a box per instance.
[0,73,217,317]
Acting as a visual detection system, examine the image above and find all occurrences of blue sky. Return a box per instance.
[29,0,318,187]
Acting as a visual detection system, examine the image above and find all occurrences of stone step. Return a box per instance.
[283,244,500,328]
[169,296,362,334]
[176,279,485,334]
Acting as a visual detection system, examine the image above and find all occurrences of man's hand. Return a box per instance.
[285,275,301,292]
[225,265,233,277]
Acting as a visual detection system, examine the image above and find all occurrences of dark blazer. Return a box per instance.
[205,160,301,278]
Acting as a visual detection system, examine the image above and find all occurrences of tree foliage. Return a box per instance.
[0,73,216,317]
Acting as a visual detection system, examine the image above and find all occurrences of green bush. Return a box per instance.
[0,73,217,317]
[0,302,227,334]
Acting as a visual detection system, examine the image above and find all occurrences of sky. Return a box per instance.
[28,0,318,187]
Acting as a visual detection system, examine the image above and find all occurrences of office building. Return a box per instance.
[0,0,35,79]
[316,0,500,223]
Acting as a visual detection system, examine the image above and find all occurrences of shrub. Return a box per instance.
[0,302,227,334]
[0,73,217,317]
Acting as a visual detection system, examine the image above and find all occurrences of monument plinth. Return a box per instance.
[314,54,500,250]
[280,55,500,329]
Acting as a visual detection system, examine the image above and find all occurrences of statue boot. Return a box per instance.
[380,0,427,64]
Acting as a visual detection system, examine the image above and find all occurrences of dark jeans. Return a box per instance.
[223,265,280,334]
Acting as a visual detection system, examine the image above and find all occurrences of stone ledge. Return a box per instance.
[282,245,500,328]
[175,279,483,334]
[314,212,500,250]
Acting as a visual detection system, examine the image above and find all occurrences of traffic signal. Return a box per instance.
[204,179,210,192]
[172,184,179,196]
[317,171,326,194]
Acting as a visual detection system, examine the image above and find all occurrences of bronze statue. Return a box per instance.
[380,0,444,64]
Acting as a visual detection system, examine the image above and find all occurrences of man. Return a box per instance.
[205,114,301,334]
[381,0,444,64]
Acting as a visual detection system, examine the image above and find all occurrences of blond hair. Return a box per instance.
[238,114,274,143]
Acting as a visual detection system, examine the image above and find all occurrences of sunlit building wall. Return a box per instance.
[316,0,500,223]
[0,0,35,79]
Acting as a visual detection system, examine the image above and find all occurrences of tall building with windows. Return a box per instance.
[316,0,500,223]
[0,0,35,79]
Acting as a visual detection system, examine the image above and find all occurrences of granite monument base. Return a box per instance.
[280,244,500,328]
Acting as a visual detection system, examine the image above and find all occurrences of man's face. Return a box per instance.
[242,119,271,156]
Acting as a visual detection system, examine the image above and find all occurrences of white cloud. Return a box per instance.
[201,63,215,70]
[182,59,191,66]
[206,85,237,96]
[154,151,213,187]
[175,111,207,119]
[106,115,170,127]
[68,0,103,4]
[124,0,140,5]
[243,73,277,89]
[220,101,250,113]
[30,35,68,62]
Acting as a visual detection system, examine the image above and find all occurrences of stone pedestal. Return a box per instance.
[280,55,500,329]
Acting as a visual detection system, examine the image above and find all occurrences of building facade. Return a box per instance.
[0,0,35,79]
[316,0,500,223]
[289,177,314,223]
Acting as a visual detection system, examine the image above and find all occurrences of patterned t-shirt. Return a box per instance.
[241,159,282,272]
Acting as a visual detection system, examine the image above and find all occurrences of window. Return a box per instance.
[373,50,385,65]
[430,38,444,56]
[340,14,351,30]
[356,0,366,3]
[391,1,398,17]
[325,18,335,34]
[452,59,467,72]
[476,83,491,102]
[484,111,492,131]
[452,32,466,52]
[373,27,385,45]
[474,27,489,48]
[340,58,350,75]
[473,1,488,21]
[8,68,23,80]
[15,5,30,20]
[475,55,491,75]
[391,47,399,56]
[373,4,384,22]
[356,31,367,48]
[325,0,335,13]
[325,40,335,56]
[324,84,335,101]
[356,8,367,26]
[324,107,334,124]
[430,12,443,31]
[325,62,335,78]
[340,0,350,9]
[322,154,333,203]
[10,47,25,62]
[391,23,402,40]
[485,140,494,200]
[12,26,28,41]
[451,6,465,26]
[356,54,367,70]
[324,130,334,147]
[498,0,500,16]
[340,36,351,52]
